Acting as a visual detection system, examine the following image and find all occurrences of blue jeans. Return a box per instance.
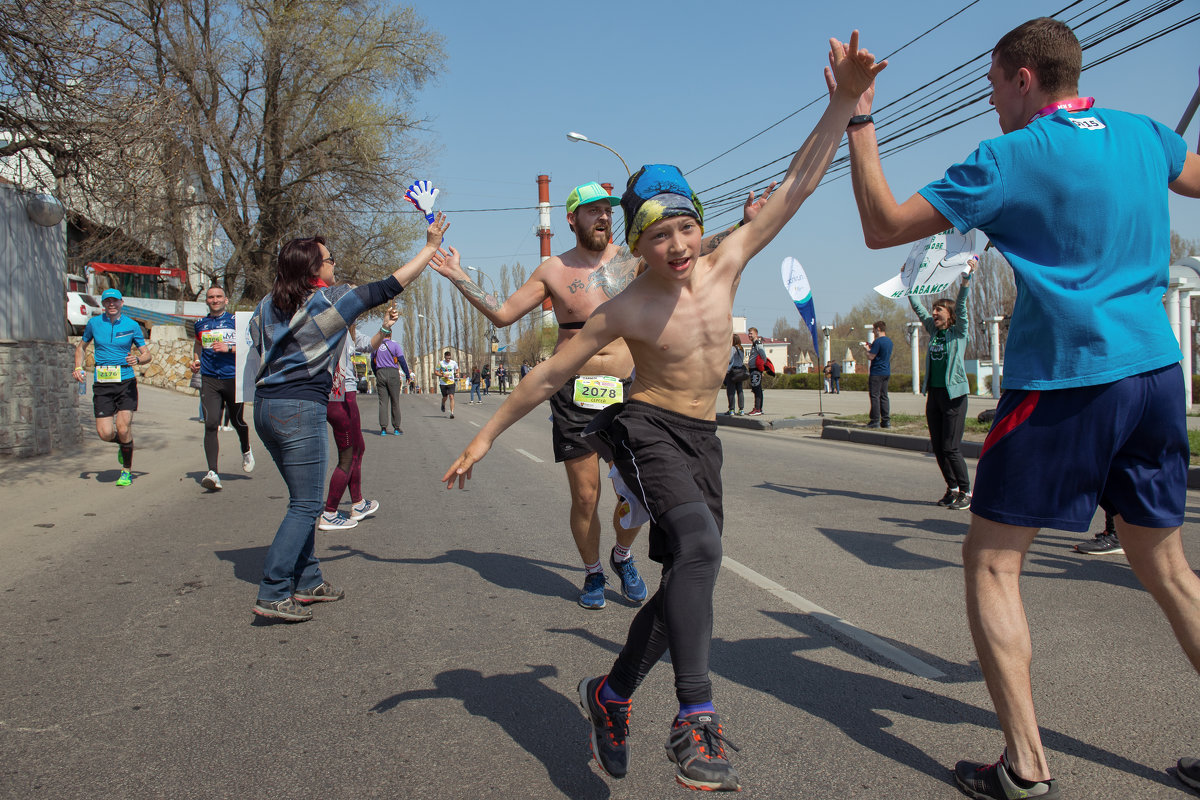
[470,383,483,402]
[253,398,328,602]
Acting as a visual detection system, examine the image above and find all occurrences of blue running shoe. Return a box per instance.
[610,549,647,603]
[579,572,606,609]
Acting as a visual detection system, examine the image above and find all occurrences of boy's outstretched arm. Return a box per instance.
[709,31,886,273]
[441,309,621,489]
[829,68,950,247]
[430,245,550,327]
[390,213,451,285]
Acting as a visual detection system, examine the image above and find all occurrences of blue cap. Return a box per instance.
[101,288,123,302]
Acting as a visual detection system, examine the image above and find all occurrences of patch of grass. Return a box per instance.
[1190,430,1200,459]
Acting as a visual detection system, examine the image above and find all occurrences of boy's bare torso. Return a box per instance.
[604,256,737,420]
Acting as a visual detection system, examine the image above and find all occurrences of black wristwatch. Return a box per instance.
[848,114,874,128]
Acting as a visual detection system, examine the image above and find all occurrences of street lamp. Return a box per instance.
[566,131,631,177]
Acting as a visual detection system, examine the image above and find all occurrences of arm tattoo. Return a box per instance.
[700,228,734,256]
[451,277,501,311]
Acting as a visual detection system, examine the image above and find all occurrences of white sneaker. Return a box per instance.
[242,449,255,473]
[351,499,380,520]
[221,425,234,432]
[318,512,359,531]
[201,470,222,491]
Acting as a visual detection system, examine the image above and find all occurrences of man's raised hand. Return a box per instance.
[742,182,778,224]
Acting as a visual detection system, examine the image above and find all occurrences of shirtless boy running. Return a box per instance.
[441,33,882,792]
[432,180,771,609]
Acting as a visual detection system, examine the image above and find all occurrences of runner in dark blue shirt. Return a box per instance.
[190,286,254,490]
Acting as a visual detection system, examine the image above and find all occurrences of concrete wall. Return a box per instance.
[0,182,67,341]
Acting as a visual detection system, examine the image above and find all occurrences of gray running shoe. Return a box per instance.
[948,491,972,511]
[665,712,741,792]
[252,596,312,622]
[1075,531,1123,555]
[293,581,345,604]
[954,752,1059,799]
[1176,757,1200,792]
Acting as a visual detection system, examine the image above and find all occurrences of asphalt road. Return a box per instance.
[3,386,1199,799]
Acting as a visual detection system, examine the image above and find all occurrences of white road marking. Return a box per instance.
[721,556,946,680]
[515,449,544,463]
[469,421,480,428]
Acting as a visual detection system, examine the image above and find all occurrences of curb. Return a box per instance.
[818,421,982,458]
[817,420,1200,488]
[716,414,824,432]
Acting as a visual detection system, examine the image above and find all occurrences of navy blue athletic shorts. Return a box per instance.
[971,364,1186,532]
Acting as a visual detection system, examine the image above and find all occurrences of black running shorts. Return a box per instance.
[584,400,723,563]
[93,377,139,418]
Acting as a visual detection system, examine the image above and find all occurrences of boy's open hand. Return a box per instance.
[825,31,886,104]
[442,438,492,489]
[426,212,450,247]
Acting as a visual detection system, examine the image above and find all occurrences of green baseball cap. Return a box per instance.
[565,182,620,214]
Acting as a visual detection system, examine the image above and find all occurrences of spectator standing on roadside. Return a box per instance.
[861,321,892,428]
[373,333,411,435]
[723,333,746,415]
[747,327,767,416]
[829,359,842,394]
[910,257,977,510]
[470,366,483,404]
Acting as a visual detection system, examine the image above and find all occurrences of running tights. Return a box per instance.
[325,391,366,511]
[606,501,722,706]
[201,376,250,471]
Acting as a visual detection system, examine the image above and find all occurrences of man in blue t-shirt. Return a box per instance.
[860,320,892,428]
[191,285,254,490]
[836,16,1200,799]
[74,288,152,487]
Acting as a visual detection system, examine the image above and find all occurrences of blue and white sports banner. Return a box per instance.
[781,257,820,355]
[873,228,976,299]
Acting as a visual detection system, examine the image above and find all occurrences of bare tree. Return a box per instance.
[91,0,444,300]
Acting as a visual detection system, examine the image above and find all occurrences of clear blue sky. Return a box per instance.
[409,0,1199,334]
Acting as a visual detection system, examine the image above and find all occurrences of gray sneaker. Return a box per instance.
[252,596,312,622]
[294,581,345,604]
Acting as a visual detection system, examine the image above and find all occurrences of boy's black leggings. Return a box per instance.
[606,501,722,706]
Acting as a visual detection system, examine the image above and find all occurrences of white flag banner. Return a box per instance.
[234,311,259,404]
[873,229,976,299]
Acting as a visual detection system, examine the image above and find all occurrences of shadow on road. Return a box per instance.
[370,664,611,799]
[550,612,1174,790]
[323,546,586,603]
[214,545,269,585]
[756,481,932,508]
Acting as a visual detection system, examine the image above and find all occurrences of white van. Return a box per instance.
[64,273,101,335]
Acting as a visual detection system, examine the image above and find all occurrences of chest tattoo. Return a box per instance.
[583,253,639,298]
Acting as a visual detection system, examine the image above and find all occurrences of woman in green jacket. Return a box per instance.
[910,257,977,510]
